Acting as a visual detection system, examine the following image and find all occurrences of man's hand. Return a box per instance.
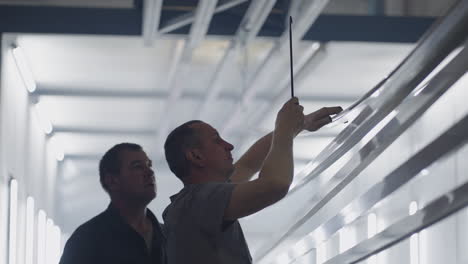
[303,106,343,132]
[275,97,305,137]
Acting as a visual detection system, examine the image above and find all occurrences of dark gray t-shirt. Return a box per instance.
[163,182,252,264]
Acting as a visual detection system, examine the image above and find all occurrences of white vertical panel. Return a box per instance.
[37,210,46,264]
[8,179,18,264]
[25,197,35,264]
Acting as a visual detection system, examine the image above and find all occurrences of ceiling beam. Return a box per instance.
[159,0,248,34]
[0,0,134,8]
[197,0,278,119]
[0,4,434,42]
[220,0,333,135]
[142,0,163,46]
[152,0,219,156]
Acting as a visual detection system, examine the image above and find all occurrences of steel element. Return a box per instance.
[142,0,163,46]
[153,0,218,154]
[229,43,325,152]
[324,133,468,264]
[159,0,248,34]
[281,46,468,263]
[254,27,468,264]
[288,0,468,196]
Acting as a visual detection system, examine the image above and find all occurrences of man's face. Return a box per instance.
[113,149,156,204]
[190,122,235,178]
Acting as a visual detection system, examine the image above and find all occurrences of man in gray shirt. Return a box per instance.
[163,98,342,263]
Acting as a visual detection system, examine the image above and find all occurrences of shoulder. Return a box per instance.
[190,182,236,198]
[67,210,109,244]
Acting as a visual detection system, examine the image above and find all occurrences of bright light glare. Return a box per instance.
[45,220,62,264]
[8,179,18,264]
[410,234,419,264]
[56,151,64,161]
[316,242,327,264]
[11,46,37,92]
[275,253,290,264]
[367,213,377,238]
[367,213,378,264]
[339,227,356,253]
[53,225,62,263]
[26,196,35,264]
[33,103,53,134]
[409,201,418,215]
[37,210,47,264]
[46,218,54,264]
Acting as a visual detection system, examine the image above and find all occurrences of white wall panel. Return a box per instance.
[1,34,60,263]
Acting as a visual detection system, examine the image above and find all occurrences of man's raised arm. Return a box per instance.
[230,105,343,184]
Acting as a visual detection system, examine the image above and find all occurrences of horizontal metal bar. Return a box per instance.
[255,31,468,261]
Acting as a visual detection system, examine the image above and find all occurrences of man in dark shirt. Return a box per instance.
[163,98,342,264]
[59,143,166,264]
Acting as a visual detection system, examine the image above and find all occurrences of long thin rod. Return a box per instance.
[289,16,294,98]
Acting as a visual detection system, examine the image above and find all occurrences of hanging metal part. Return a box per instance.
[255,35,468,263]
[287,0,468,198]
[324,113,468,263]
[182,0,219,61]
[142,0,163,46]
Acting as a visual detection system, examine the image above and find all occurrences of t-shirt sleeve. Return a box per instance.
[192,183,236,235]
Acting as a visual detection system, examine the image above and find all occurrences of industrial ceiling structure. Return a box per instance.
[0,0,457,260]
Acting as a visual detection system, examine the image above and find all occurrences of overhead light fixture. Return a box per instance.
[33,103,53,135]
[11,45,37,93]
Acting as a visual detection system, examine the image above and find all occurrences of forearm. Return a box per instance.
[258,131,294,191]
[235,132,273,174]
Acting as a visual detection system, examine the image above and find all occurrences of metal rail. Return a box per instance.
[256,0,468,259]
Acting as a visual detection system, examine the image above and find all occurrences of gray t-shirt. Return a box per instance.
[163,182,252,264]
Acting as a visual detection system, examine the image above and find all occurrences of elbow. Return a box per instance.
[269,181,291,202]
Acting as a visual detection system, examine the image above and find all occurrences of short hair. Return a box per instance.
[99,143,143,192]
[164,120,203,180]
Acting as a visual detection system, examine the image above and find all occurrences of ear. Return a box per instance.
[103,173,121,192]
[185,148,205,168]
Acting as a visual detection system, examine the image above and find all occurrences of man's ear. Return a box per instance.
[104,173,120,192]
[186,148,204,168]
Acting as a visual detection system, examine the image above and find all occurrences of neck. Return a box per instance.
[184,169,230,185]
[111,197,149,229]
